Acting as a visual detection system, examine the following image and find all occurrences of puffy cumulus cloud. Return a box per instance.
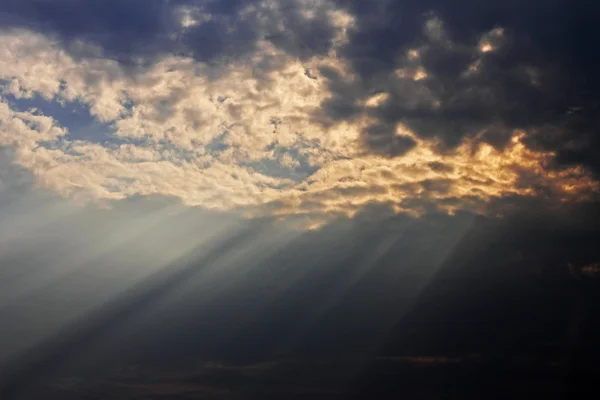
[0,29,128,121]
[0,101,67,146]
[0,2,598,227]
[111,47,357,157]
[0,20,363,212]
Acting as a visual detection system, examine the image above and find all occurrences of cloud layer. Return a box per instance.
[0,0,598,225]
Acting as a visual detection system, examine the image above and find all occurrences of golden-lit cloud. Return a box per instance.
[478,27,504,53]
[265,129,599,224]
[0,12,598,227]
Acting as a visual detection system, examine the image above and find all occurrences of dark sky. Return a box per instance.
[0,1,599,399]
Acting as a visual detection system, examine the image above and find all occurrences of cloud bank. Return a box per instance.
[0,0,598,227]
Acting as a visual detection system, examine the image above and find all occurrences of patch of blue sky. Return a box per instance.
[1,92,157,158]
[3,93,117,145]
[204,132,229,155]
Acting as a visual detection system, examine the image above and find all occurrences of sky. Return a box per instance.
[0,1,599,399]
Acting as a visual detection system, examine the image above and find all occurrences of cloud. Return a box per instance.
[333,1,600,176]
[0,2,598,227]
[1,5,600,399]
[0,0,348,66]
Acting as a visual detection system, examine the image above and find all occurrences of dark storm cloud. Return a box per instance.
[0,0,338,68]
[0,0,173,61]
[321,0,600,170]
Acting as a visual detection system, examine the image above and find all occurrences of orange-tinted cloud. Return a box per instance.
[0,14,598,228]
